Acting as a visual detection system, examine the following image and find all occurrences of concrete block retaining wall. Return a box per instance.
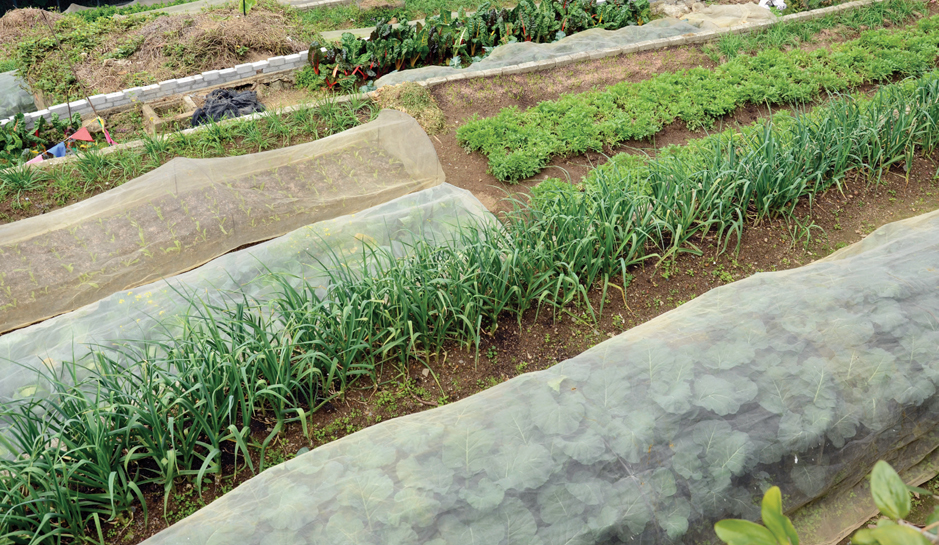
[0,50,310,128]
[1,0,890,130]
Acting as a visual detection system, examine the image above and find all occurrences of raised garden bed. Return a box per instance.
[457,14,939,181]
[0,97,375,224]
[300,0,651,90]
[3,64,939,544]
[1,0,922,217]
[142,96,199,135]
[1,1,938,544]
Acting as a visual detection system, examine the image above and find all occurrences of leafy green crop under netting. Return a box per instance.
[137,202,939,544]
[0,71,36,120]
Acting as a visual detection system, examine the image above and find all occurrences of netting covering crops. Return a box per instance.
[0,109,443,335]
[679,4,777,29]
[141,207,939,545]
[375,6,775,88]
[0,182,489,407]
[0,70,37,119]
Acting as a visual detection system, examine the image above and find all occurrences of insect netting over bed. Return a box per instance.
[0,109,443,335]
[375,5,776,88]
[140,208,939,545]
[0,183,488,409]
[0,71,37,120]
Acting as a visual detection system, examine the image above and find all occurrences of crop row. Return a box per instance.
[702,0,923,61]
[0,99,372,215]
[299,0,650,91]
[457,16,939,181]
[2,73,938,543]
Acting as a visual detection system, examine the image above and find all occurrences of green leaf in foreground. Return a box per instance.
[239,0,257,14]
[715,519,778,545]
[761,486,798,545]
[853,523,931,545]
[870,460,911,521]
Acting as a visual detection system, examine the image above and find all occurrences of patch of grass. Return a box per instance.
[296,4,400,34]
[12,14,152,104]
[164,486,205,525]
[75,149,122,191]
[262,437,298,468]
[7,0,303,105]
[311,410,363,446]
[0,165,47,200]
[106,106,149,142]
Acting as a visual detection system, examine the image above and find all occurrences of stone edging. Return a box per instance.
[19,0,898,167]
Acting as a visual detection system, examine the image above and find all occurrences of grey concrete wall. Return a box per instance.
[1,50,309,127]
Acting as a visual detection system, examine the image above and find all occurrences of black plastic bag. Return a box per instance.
[191,89,265,127]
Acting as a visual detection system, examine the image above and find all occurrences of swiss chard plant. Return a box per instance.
[301,0,650,91]
[0,111,82,168]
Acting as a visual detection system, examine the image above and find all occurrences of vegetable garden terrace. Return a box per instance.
[1,0,939,543]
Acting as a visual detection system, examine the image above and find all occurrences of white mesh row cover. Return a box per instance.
[140,208,939,545]
[0,183,490,407]
[376,6,776,88]
[0,71,37,120]
[0,109,443,335]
